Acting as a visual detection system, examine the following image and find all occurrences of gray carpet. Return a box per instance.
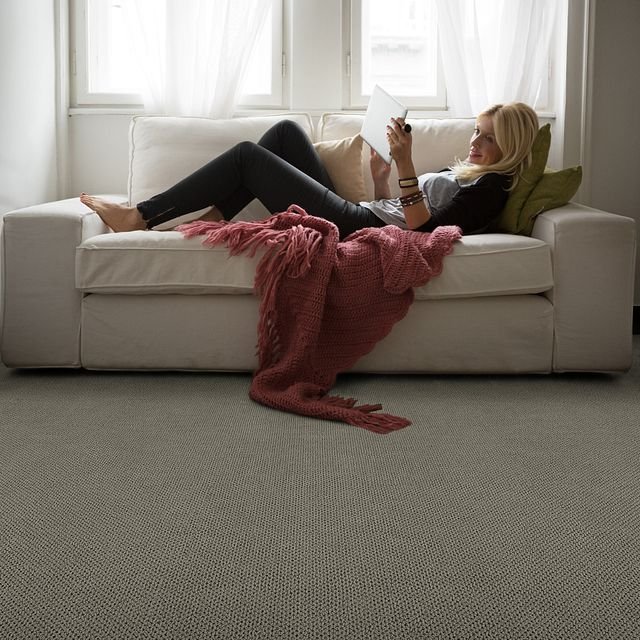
[1,340,639,639]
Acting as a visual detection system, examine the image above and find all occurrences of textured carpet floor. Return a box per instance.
[1,339,639,639]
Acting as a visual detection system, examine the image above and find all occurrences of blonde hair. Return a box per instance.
[451,102,539,190]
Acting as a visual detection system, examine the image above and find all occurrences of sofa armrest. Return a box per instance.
[1,197,117,367]
[532,203,636,372]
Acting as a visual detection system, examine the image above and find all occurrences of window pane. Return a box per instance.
[87,0,142,93]
[241,5,273,96]
[83,0,277,101]
[361,0,438,97]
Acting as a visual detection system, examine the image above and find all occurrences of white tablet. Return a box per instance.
[360,85,408,165]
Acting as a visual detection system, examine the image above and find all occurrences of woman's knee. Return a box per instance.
[275,118,301,131]
[232,140,260,161]
[273,119,307,140]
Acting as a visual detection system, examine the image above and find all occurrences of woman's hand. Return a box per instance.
[386,117,413,167]
[370,147,391,183]
[369,147,392,200]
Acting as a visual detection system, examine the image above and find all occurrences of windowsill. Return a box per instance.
[69,106,557,120]
[69,107,147,116]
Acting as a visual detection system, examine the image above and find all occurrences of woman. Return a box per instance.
[80,102,539,239]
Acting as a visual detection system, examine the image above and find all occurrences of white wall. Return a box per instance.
[67,113,131,197]
[0,0,58,214]
[586,0,640,303]
[288,0,343,112]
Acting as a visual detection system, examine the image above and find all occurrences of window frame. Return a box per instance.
[71,0,139,106]
[70,0,286,109]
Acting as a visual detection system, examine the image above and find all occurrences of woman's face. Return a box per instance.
[467,115,503,166]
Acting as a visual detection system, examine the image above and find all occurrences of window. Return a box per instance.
[73,0,140,105]
[348,0,446,109]
[239,3,284,107]
[71,0,284,107]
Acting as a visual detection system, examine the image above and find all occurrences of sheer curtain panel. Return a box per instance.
[124,0,273,118]
[435,0,560,116]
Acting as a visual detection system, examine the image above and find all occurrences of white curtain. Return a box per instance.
[123,0,273,118]
[435,0,560,116]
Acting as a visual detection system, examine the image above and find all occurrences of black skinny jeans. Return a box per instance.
[137,120,384,239]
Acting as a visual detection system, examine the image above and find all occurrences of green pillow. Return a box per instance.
[515,166,583,235]
[493,123,551,233]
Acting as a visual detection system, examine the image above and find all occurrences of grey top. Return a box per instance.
[360,169,510,234]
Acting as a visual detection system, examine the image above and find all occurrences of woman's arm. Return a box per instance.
[387,118,433,229]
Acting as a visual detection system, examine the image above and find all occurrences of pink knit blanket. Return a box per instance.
[178,207,460,434]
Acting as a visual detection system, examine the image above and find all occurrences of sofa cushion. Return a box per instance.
[418,233,552,299]
[492,124,551,234]
[76,230,552,300]
[313,135,368,204]
[515,166,583,236]
[128,113,314,226]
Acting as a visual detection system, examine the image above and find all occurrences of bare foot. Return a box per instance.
[80,194,146,232]
[199,206,225,223]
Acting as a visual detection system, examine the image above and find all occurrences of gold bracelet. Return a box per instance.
[398,176,419,189]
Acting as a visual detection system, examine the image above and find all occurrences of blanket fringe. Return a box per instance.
[177,210,324,281]
[321,394,410,433]
[345,412,412,435]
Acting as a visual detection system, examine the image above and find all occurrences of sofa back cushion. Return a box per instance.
[317,113,476,200]
[128,113,313,223]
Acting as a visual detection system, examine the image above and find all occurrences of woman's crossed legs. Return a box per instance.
[81,120,382,239]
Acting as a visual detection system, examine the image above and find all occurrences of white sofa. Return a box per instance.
[1,113,636,373]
